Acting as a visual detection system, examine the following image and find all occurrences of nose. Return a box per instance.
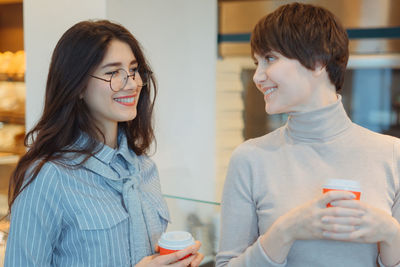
[125,73,139,90]
[253,65,267,85]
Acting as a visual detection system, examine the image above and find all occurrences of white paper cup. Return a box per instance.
[158,231,195,259]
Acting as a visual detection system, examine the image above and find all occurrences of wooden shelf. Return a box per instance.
[0,0,22,4]
[0,110,24,124]
[0,152,19,164]
[0,147,24,156]
[0,1,23,53]
[0,137,25,155]
[0,74,24,82]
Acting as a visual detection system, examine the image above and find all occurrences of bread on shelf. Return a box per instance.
[0,50,25,81]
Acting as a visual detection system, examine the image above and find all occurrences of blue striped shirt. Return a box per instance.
[5,133,170,266]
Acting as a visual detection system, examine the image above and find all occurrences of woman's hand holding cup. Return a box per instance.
[320,179,399,245]
[279,189,361,242]
[321,197,400,245]
[259,187,364,263]
[135,231,204,267]
[135,242,203,267]
[260,179,399,265]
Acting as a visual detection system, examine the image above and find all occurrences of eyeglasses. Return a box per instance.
[90,68,150,92]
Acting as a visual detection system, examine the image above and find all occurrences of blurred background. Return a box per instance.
[0,0,399,265]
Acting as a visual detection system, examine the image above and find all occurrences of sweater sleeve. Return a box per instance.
[5,162,63,267]
[216,146,287,267]
[378,139,400,267]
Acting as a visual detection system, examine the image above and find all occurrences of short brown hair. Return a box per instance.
[251,2,349,91]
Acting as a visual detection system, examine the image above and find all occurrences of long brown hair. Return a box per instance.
[251,2,349,91]
[8,20,157,210]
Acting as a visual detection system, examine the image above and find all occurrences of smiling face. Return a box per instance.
[83,39,142,133]
[253,51,325,115]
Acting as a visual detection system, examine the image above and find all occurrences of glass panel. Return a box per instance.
[164,195,220,267]
[342,69,400,135]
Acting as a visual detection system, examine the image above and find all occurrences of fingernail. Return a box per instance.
[321,217,329,223]
[330,201,337,206]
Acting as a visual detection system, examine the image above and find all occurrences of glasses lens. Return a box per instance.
[110,69,128,91]
[110,68,149,91]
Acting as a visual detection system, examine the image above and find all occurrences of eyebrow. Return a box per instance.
[100,59,137,69]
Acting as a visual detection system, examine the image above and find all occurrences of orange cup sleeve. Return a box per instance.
[159,247,191,260]
[322,188,361,207]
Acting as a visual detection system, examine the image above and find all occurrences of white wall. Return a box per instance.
[107,0,217,202]
[24,0,107,131]
[24,0,218,202]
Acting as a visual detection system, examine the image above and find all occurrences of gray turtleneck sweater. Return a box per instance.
[216,97,400,267]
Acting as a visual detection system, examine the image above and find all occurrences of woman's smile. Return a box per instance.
[263,86,277,100]
[113,94,136,106]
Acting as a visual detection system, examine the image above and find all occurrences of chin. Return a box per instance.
[265,102,288,115]
[265,105,279,115]
[118,112,137,122]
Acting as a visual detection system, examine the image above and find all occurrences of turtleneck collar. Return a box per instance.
[285,95,352,143]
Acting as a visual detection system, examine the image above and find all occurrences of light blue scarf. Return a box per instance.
[65,133,169,265]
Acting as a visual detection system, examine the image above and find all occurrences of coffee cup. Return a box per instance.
[158,231,195,259]
[322,179,361,207]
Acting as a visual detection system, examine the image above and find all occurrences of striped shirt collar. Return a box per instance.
[92,130,137,166]
[67,130,139,181]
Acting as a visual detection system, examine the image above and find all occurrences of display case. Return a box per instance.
[0,1,25,157]
[0,78,25,156]
[164,195,220,267]
[0,4,24,263]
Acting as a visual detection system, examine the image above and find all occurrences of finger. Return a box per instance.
[157,251,183,264]
[323,231,353,240]
[329,200,366,211]
[322,229,364,241]
[321,222,358,233]
[140,255,156,263]
[170,254,196,267]
[176,241,201,259]
[320,190,357,207]
[158,241,201,265]
[148,254,158,260]
[188,253,204,267]
[154,245,160,253]
[322,206,364,217]
[321,216,362,226]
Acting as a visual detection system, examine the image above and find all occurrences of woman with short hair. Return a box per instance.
[217,3,400,267]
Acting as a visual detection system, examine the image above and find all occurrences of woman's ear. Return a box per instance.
[79,88,86,99]
[312,62,326,77]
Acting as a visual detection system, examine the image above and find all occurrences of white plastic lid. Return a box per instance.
[158,231,195,250]
[323,179,361,191]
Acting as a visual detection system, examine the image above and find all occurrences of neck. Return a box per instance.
[95,121,118,149]
[305,82,338,112]
[105,128,118,149]
[295,67,339,113]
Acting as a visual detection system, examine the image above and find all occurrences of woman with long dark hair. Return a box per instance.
[5,20,203,267]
